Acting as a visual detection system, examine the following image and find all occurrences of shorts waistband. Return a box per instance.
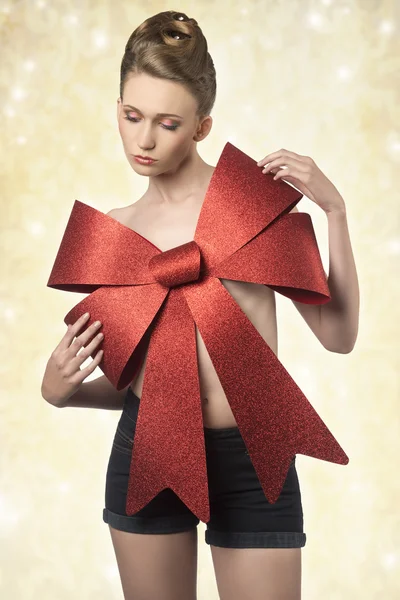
[203,425,241,440]
[124,387,243,440]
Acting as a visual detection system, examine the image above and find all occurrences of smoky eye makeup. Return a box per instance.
[123,111,180,131]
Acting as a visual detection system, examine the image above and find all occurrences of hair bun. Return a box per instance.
[166,30,191,40]
[172,12,190,22]
[166,12,194,40]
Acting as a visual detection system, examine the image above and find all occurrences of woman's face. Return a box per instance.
[117,72,209,176]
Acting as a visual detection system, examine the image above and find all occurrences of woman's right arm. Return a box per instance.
[41,312,131,410]
[57,374,130,410]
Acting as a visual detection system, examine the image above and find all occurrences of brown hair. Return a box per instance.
[119,10,217,120]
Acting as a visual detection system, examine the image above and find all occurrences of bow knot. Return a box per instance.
[148,240,201,288]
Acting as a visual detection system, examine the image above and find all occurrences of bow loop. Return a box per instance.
[148,240,201,288]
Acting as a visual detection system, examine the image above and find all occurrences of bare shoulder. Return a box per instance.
[105,207,119,218]
[105,204,137,225]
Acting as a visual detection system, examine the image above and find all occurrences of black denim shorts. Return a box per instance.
[103,387,306,549]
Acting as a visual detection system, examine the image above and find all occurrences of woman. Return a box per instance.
[42,10,359,600]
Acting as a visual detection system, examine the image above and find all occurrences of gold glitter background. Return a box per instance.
[1,0,399,598]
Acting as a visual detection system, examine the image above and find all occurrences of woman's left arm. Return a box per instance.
[257,149,360,353]
[318,207,360,353]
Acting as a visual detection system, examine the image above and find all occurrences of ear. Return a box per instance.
[194,115,213,142]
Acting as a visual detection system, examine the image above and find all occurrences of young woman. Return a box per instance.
[42,10,359,600]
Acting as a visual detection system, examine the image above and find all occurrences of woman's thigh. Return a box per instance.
[108,525,198,600]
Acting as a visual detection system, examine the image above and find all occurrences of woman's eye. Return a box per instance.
[123,115,178,131]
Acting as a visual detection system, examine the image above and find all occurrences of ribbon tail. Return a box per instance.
[184,276,349,504]
[125,288,210,522]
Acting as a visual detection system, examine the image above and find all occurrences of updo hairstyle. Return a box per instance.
[119,10,217,120]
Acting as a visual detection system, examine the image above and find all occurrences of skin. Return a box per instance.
[112,71,359,428]
[106,70,359,600]
[116,71,214,211]
[113,71,284,429]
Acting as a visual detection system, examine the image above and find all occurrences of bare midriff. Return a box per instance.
[129,277,278,428]
[110,175,279,429]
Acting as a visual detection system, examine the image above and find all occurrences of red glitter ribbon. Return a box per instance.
[47,142,349,523]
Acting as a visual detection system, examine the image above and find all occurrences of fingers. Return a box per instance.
[59,312,90,352]
[55,310,102,362]
[59,340,104,392]
[80,347,104,379]
[72,326,104,369]
[67,313,103,352]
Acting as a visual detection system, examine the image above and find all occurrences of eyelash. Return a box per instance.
[123,115,179,131]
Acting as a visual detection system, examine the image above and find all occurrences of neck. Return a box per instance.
[144,148,214,207]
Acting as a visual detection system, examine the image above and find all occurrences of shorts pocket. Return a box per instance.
[111,410,136,456]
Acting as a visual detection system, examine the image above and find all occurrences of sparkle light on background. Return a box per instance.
[1,1,399,598]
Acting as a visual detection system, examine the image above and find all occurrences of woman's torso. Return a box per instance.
[110,180,279,428]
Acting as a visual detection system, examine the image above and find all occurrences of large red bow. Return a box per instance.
[47,142,349,523]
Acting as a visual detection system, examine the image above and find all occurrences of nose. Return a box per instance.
[136,123,156,152]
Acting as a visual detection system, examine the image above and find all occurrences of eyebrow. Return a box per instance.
[123,104,184,120]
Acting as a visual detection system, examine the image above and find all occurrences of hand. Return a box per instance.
[41,312,104,407]
[257,148,346,214]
